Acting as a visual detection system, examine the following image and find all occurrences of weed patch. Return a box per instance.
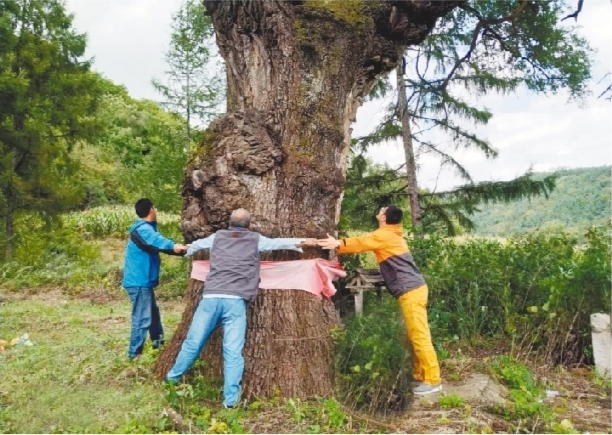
[334,294,413,413]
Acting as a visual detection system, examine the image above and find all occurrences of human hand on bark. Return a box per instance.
[317,234,340,250]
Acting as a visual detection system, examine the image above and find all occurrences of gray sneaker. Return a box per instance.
[413,383,442,395]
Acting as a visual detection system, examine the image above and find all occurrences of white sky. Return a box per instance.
[66,0,612,191]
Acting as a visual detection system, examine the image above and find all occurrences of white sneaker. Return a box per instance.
[413,383,442,395]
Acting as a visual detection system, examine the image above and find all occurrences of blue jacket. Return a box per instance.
[122,219,176,289]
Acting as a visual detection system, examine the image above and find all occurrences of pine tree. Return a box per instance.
[0,0,101,259]
[356,0,592,234]
[152,0,223,148]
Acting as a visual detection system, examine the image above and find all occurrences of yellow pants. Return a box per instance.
[398,285,441,385]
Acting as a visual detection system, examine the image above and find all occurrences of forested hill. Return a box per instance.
[471,166,611,238]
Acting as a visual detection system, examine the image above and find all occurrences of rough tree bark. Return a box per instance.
[154,0,462,400]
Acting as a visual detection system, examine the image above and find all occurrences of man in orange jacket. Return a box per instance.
[318,205,441,395]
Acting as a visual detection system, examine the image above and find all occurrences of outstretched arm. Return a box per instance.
[185,234,216,257]
[318,232,384,254]
[132,224,186,255]
[258,235,318,252]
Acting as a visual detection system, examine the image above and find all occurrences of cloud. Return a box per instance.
[66,0,183,99]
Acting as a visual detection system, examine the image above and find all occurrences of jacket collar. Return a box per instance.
[382,224,403,235]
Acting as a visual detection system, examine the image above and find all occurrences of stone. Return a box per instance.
[591,313,611,378]
[410,373,508,408]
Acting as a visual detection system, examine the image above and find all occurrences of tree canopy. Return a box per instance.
[152,0,223,144]
[0,0,102,257]
[352,0,593,234]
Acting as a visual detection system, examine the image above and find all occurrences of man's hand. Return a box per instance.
[318,233,340,250]
[296,238,318,247]
[173,243,188,254]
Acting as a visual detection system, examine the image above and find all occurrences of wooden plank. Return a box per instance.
[354,290,364,316]
[361,276,383,284]
[357,268,382,276]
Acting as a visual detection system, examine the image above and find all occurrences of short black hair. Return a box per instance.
[135,198,154,218]
[384,205,403,224]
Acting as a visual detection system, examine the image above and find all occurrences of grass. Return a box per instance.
[0,210,610,433]
[439,393,466,409]
[0,295,184,433]
[1,291,611,434]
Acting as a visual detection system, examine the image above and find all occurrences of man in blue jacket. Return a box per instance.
[123,198,187,360]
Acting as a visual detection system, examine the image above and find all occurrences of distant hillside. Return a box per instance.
[471,166,611,238]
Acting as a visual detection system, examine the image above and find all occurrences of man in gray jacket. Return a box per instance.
[166,208,316,408]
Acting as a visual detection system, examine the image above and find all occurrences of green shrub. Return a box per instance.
[409,228,610,364]
[0,213,109,291]
[413,236,511,340]
[334,294,412,413]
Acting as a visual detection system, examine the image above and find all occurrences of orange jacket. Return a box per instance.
[338,225,425,297]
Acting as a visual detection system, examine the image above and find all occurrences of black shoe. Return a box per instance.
[152,339,165,350]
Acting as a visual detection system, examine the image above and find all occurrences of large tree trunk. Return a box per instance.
[154,0,461,400]
[396,62,422,232]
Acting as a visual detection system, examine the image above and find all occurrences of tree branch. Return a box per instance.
[561,0,584,21]
[437,1,529,92]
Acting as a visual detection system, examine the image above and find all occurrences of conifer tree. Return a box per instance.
[0,0,101,259]
[355,0,592,234]
[152,0,223,147]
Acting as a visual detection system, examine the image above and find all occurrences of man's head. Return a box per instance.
[376,205,403,226]
[229,208,251,228]
[135,198,156,220]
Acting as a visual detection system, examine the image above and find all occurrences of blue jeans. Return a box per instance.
[167,297,247,407]
[125,286,164,358]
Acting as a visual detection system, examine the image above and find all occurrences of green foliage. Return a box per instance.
[339,153,408,233]
[0,0,103,257]
[283,397,349,432]
[489,356,538,391]
[0,211,107,291]
[420,172,557,236]
[62,205,181,240]
[164,371,267,433]
[93,90,190,213]
[410,228,611,364]
[472,166,611,239]
[63,205,134,239]
[488,355,554,431]
[353,0,593,234]
[337,223,610,365]
[334,294,412,413]
[438,393,466,409]
[0,206,184,295]
[73,143,130,208]
[156,255,190,299]
[341,154,556,236]
[152,0,224,141]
